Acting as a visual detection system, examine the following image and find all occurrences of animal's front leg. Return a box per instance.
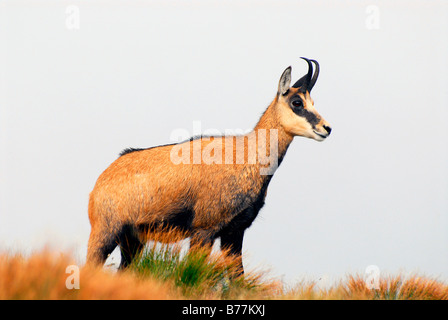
[220,229,245,276]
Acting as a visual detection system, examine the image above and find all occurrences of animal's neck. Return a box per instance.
[251,97,294,175]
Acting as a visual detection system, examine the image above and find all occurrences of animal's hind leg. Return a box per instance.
[87,226,118,267]
[118,224,144,269]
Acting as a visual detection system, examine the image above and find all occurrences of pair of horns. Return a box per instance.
[292,57,320,92]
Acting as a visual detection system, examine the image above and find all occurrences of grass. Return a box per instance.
[129,227,273,299]
[0,236,447,300]
[131,245,259,299]
[0,250,180,299]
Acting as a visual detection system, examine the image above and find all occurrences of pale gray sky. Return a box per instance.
[0,0,447,285]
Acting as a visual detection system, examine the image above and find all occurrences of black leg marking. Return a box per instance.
[118,224,144,269]
[220,230,245,276]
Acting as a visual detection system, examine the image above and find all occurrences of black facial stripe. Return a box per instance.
[288,94,321,128]
[292,106,320,128]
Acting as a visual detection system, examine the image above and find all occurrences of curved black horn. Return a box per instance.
[308,59,319,92]
[292,57,313,89]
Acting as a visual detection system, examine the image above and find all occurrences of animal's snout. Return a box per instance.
[323,124,332,135]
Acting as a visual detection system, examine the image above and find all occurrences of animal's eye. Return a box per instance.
[291,100,303,108]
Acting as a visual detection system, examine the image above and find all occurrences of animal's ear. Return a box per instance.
[278,66,291,96]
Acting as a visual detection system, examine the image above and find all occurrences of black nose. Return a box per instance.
[323,125,332,135]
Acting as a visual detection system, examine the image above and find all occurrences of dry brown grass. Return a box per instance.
[279,274,448,300]
[0,249,447,300]
[0,251,181,300]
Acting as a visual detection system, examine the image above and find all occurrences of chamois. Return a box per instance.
[87,58,332,274]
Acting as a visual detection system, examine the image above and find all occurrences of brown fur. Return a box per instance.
[87,64,331,273]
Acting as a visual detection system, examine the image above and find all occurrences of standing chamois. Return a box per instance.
[87,57,332,274]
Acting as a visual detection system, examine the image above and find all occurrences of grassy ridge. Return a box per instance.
[0,246,447,300]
